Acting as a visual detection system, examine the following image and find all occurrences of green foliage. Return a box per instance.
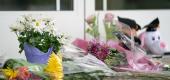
[86,23,100,38]
[10,15,66,54]
[18,29,61,54]
[86,15,100,39]
[104,49,127,67]
[104,22,117,41]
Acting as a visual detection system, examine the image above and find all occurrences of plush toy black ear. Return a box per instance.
[136,24,141,31]
[144,18,159,32]
[134,36,141,45]
[118,16,141,31]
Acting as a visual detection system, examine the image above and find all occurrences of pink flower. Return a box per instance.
[88,39,110,61]
[17,66,31,80]
[86,15,96,25]
[104,13,114,23]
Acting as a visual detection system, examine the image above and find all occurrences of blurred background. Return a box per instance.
[0,0,170,59]
[1,0,170,10]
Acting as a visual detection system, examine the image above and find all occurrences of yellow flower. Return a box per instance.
[44,52,63,80]
[2,68,17,79]
[36,21,40,27]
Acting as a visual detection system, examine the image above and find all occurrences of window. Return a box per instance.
[95,0,103,10]
[0,0,56,11]
[95,0,170,10]
[107,0,124,10]
[123,0,170,9]
[0,0,74,11]
[60,0,74,10]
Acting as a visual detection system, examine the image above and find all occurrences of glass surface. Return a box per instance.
[0,0,56,11]
[95,0,103,10]
[60,0,74,11]
[107,0,170,10]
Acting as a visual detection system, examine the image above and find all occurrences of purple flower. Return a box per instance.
[88,40,110,61]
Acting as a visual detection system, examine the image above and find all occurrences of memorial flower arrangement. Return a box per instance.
[72,13,125,67]
[87,39,127,67]
[10,14,67,54]
[1,52,63,80]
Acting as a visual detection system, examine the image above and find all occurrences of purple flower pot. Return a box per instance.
[24,43,53,64]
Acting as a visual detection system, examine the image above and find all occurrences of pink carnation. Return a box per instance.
[88,40,110,61]
[104,13,114,22]
[86,15,96,25]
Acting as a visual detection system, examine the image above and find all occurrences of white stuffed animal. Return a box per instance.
[139,18,169,55]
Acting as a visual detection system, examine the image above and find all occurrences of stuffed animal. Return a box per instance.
[139,18,169,55]
[107,17,164,72]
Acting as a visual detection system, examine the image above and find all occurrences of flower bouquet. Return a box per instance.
[74,13,167,72]
[1,52,63,80]
[73,13,125,66]
[62,44,115,80]
[10,14,67,64]
[87,39,127,68]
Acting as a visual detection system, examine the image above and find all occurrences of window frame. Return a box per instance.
[95,0,170,11]
[0,0,74,11]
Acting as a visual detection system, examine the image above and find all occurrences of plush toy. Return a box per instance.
[139,18,169,55]
[107,17,163,72]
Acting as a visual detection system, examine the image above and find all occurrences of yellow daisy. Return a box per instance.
[44,52,63,80]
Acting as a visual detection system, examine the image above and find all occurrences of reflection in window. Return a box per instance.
[95,0,103,10]
[125,0,170,9]
[60,0,73,11]
[0,0,56,11]
[107,0,124,10]
[107,0,170,10]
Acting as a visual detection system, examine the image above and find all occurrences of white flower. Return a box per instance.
[56,33,69,44]
[10,14,68,54]
[31,19,46,33]
[10,23,24,32]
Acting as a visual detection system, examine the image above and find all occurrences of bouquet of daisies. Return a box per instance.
[10,14,67,54]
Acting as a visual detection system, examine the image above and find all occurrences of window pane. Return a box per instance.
[60,0,73,11]
[0,0,56,11]
[95,0,103,10]
[107,0,124,10]
[107,0,170,10]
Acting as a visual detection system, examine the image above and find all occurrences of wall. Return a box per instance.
[0,10,170,59]
[0,12,84,59]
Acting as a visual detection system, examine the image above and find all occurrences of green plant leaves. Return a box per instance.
[17,29,61,54]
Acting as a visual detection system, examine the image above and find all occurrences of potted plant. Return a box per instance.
[10,14,67,64]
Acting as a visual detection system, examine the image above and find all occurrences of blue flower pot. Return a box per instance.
[24,43,53,64]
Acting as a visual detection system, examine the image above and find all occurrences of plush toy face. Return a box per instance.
[141,31,167,55]
[144,31,160,47]
[139,18,169,55]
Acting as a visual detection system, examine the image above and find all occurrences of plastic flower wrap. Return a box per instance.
[86,14,100,39]
[1,59,46,79]
[1,51,63,80]
[63,44,115,80]
[10,14,68,54]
